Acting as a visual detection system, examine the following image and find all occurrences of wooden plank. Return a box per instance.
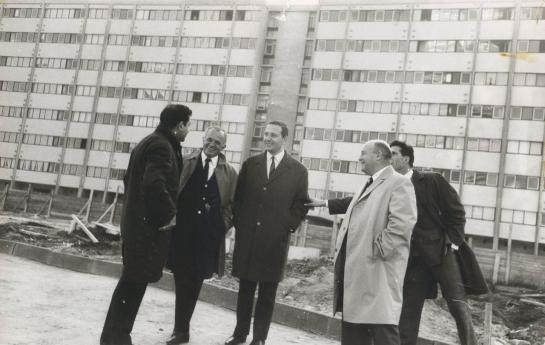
[483,302,493,345]
[492,252,501,284]
[71,214,99,243]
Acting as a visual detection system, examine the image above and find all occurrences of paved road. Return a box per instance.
[0,253,338,345]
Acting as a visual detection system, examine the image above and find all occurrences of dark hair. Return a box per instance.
[390,140,414,167]
[267,120,288,138]
[159,104,192,129]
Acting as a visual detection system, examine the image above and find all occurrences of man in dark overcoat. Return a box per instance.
[100,104,192,345]
[166,126,237,345]
[390,140,487,345]
[225,121,309,345]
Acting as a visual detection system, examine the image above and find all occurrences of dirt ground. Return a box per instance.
[0,253,338,345]
[1,214,545,345]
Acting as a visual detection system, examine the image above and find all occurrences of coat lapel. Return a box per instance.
[176,150,200,198]
[356,166,394,203]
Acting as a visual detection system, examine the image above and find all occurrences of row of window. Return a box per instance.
[22,134,64,147]
[302,128,396,144]
[0,32,258,50]
[420,167,541,191]
[190,119,246,135]
[513,73,545,87]
[0,56,254,78]
[0,82,250,105]
[500,208,541,226]
[318,7,514,23]
[180,36,256,49]
[318,69,545,87]
[0,131,20,143]
[303,127,509,154]
[18,159,60,173]
[184,10,257,22]
[304,159,536,191]
[465,205,495,221]
[315,39,514,53]
[315,69,474,85]
[0,56,33,67]
[3,7,258,22]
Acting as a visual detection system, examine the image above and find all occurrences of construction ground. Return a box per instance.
[1,214,545,345]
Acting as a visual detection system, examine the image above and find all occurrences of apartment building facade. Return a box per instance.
[1,0,544,255]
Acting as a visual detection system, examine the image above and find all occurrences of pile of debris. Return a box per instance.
[0,215,121,259]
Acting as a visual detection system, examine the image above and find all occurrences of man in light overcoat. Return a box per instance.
[307,140,417,345]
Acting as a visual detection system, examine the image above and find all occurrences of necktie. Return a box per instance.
[358,177,373,199]
[203,158,211,181]
[269,156,276,178]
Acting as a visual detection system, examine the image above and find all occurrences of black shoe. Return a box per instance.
[166,331,190,345]
[224,335,247,345]
[249,340,265,345]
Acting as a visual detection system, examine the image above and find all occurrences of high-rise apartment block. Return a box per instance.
[1,0,545,255]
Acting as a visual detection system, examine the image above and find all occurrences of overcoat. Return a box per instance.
[169,150,238,277]
[120,126,182,283]
[329,166,417,324]
[232,151,308,282]
[411,170,488,296]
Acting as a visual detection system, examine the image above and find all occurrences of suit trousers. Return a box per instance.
[399,250,477,345]
[173,270,204,333]
[100,279,148,345]
[233,279,279,341]
[342,321,400,345]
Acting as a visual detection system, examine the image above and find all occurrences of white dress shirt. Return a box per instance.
[201,152,218,181]
[266,150,285,178]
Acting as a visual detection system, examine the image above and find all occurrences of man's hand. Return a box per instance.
[305,197,327,208]
[451,243,459,251]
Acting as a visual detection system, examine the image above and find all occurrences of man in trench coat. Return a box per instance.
[225,121,309,345]
[307,140,417,345]
[166,126,237,344]
[390,140,486,345]
[100,104,192,345]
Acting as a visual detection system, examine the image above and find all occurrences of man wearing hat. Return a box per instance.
[100,104,192,345]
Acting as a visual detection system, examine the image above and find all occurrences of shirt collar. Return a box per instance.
[266,149,285,164]
[405,169,414,180]
[201,151,218,168]
[371,165,389,181]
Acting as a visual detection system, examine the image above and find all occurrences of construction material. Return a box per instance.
[483,302,493,345]
[70,214,99,243]
[520,298,545,309]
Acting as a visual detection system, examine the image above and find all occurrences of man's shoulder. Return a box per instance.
[285,154,306,172]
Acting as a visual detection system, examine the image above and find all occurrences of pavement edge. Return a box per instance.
[0,239,448,345]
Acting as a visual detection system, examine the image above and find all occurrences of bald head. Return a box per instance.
[358,140,392,175]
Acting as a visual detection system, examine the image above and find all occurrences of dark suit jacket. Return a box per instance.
[411,170,488,295]
[232,151,309,282]
[120,126,182,283]
[411,170,465,266]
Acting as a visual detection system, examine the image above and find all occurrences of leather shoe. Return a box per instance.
[224,335,247,345]
[249,340,265,345]
[166,331,189,345]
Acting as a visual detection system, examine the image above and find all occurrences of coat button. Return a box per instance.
[257,221,261,226]
[197,210,201,215]
[263,187,267,191]
[202,197,206,201]
[204,184,208,188]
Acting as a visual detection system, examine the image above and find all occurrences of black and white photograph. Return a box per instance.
[0,0,545,344]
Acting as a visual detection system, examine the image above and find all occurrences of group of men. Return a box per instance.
[99,103,487,345]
